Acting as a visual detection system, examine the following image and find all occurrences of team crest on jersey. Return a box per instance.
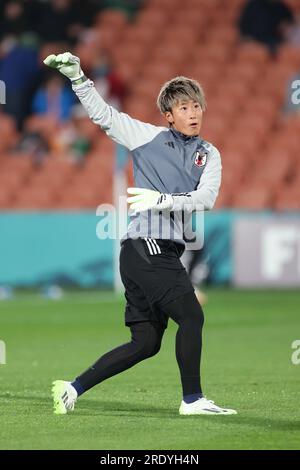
[194,149,207,167]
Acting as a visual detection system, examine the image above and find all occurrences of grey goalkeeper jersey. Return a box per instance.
[73,79,222,246]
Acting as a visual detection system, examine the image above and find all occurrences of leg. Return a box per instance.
[161,291,204,399]
[73,321,165,394]
[161,291,237,415]
[52,321,164,414]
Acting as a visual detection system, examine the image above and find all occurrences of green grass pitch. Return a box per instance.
[0,289,299,450]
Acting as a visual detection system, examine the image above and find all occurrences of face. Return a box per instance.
[165,99,203,136]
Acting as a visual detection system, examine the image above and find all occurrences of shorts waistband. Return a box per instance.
[121,237,185,256]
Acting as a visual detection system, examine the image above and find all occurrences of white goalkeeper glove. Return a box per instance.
[127,187,173,213]
[43,52,85,83]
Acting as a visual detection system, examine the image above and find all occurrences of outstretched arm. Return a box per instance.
[127,147,222,213]
[44,52,165,151]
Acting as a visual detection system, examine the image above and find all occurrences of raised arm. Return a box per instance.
[44,52,165,151]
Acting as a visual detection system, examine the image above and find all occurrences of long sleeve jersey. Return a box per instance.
[73,79,222,246]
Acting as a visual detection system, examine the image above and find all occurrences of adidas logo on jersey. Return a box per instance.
[165,141,175,149]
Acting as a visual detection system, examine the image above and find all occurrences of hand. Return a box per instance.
[43,52,84,82]
[127,187,173,213]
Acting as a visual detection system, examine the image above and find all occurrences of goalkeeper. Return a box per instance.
[44,52,236,416]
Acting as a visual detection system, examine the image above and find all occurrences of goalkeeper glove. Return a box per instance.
[43,52,85,84]
[127,187,173,213]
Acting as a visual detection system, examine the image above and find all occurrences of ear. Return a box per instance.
[164,111,174,125]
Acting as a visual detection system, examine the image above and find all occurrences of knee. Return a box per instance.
[130,323,163,360]
[141,329,162,359]
[164,292,204,329]
[187,306,204,329]
[145,336,162,358]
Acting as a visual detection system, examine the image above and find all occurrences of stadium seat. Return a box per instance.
[0,187,15,208]
[95,9,128,30]
[277,45,300,69]
[235,43,270,66]
[231,185,273,209]
[12,186,58,209]
[274,184,300,210]
[111,42,146,70]
[123,24,160,47]
[137,9,168,28]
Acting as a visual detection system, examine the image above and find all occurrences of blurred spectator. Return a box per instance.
[72,0,103,28]
[52,106,95,164]
[91,50,126,109]
[32,73,75,121]
[36,0,78,43]
[0,1,28,41]
[284,13,300,46]
[16,130,49,165]
[15,114,58,164]
[238,0,294,53]
[0,40,41,129]
[0,112,19,154]
[101,0,145,19]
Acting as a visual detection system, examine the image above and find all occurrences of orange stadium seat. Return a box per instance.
[214,185,233,209]
[244,97,279,122]
[162,27,199,48]
[1,153,34,173]
[131,77,163,100]
[235,43,270,66]
[111,42,147,70]
[201,116,228,143]
[221,135,261,161]
[170,8,207,31]
[0,187,15,209]
[231,185,273,209]
[27,168,74,191]
[95,9,128,30]
[0,169,30,192]
[277,45,300,69]
[123,100,155,123]
[12,186,58,209]
[145,0,183,11]
[57,183,112,209]
[151,44,191,68]
[140,62,177,84]
[70,168,113,189]
[0,119,19,153]
[122,24,160,47]
[274,184,300,211]
[225,62,261,85]
[207,26,238,48]
[137,9,169,28]
[247,151,293,188]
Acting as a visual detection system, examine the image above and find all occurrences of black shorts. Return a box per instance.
[119,238,194,329]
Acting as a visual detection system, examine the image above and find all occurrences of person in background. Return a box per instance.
[32,73,75,122]
[238,0,294,53]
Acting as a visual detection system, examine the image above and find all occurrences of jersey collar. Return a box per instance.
[170,128,199,142]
